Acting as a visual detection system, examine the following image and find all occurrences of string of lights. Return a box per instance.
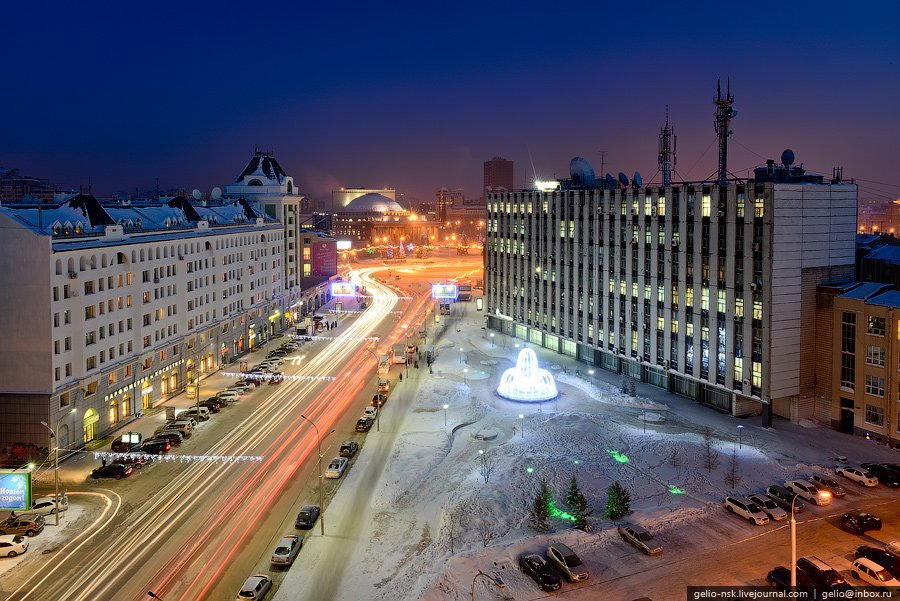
[93,451,263,464]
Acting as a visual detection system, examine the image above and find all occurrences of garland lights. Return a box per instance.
[93,451,263,464]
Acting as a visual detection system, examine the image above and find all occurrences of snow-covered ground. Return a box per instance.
[277,307,900,601]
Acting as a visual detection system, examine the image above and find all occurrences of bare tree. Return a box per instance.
[724,446,739,488]
[440,504,466,554]
[479,451,497,484]
[478,518,498,548]
[702,426,720,473]
[669,445,683,474]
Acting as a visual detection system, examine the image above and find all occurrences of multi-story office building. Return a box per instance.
[483,157,514,196]
[0,193,285,449]
[485,159,857,424]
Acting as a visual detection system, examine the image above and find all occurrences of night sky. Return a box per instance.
[2,2,899,206]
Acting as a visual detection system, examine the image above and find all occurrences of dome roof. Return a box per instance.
[341,192,404,213]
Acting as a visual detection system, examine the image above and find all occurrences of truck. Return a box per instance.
[378,355,390,375]
[391,344,407,364]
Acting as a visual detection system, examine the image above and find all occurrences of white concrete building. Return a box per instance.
[485,159,857,424]
[0,193,285,449]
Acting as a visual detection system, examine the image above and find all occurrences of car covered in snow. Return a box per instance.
[546,542,589,582]
[518,553,561,591]
[324,457,348,479]
[618,523,662,555]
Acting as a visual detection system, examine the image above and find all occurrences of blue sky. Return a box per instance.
[2,1,898,205]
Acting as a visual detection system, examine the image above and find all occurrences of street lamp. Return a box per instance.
[40,407,77,526]
[588,369,595,391]
[737,424,744,449]
[519,414,525,438]
[641,409,646,433]
[299,414,334,536]
[471,570,505,600]
[790,493,801,588]
[443,404,449,427]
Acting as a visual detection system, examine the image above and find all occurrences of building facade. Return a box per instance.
[0,193,288,449]
[483,157,514,196]
[485,175,857,423]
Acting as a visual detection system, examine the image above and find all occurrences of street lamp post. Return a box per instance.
[443,404,449,427]
[737,424,744,449]
[642,409,646,433]
[790,493,800,587]
[300,414,333,537]
[471,570,505,600]
[40,407,77,526]
[519,414,525,438]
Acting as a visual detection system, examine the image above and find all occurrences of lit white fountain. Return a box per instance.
[496,348,559,402]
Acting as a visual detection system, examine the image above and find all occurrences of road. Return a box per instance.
[1,255,481,601]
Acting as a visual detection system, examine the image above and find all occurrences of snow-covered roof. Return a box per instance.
[866,290,900,309]
[340,193,404,214]
[235,151,287,185]
[840,282,895,300]
[863,244,900,265]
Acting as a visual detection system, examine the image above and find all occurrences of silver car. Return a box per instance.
[618,523,663,555]
[236,574,271,600]
[324,457,348,479]
[546,542,589,582]
[271,534,302,567]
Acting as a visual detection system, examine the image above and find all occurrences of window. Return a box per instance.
[841,312,856,390]
[865,404,885,427]
[865,374,885,397]
[85,305,96,319]
[86,356,97,371]
[867,345,886,367]
[85,331,96,345]
[868,316,886,337]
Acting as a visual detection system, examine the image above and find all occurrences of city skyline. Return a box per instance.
[1,2,898,206]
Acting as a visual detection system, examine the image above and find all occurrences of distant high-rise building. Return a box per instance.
[435,188,465,223]
[0,167,58,205]
[483,157,513,196]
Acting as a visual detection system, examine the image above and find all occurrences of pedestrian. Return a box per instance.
[399,373,403,382]
[429,366,433,374]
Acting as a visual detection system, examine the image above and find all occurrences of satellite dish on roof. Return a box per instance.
[604,173,615,188]
[191,189,202,200]
[211,187,222,200]
[781,149,795,167]
[618,172,629,188]
[633,171,643,188]
[569,157,596,186]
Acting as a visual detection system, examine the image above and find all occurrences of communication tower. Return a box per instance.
[713,78,736,186]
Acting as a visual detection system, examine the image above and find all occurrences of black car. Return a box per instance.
[519,553,562,591]
[199,399,222,413]
[370,393,388,407]
[856,546,900,578]
[91,463,134,480]
[339,441,359,458]
[841,511,883,534]
[141,439,172,455]
[268,372,285,384]
[116,454,151,469]
[356,417,374,432]
[153,430,184,446]
[796,556,854,591]
[860,463,900,487]
[294,505,321,529]
[766,565,816,591]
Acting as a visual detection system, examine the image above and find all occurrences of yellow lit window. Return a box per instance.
[701,287,710,311]
[702,195,711,217]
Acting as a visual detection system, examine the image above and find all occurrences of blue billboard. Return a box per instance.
[432,284,458,300]
[0,471,32,512]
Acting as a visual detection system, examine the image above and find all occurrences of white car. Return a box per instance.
[236,574,272,600]
[324,457,349,479]
[230,382,254,393]
[851,557,900,588]
[13,495,68,517]
[747,494,788,521]
[363,406,377,419]
[723,496,769,525]
[217,391,240,403]
[836,466,879,487]
[785,479,831,506]
[0,534,28,557]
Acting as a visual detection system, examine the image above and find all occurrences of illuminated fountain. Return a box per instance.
[496,348,558,402]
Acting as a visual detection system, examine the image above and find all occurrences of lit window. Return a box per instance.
[865,374,885,397]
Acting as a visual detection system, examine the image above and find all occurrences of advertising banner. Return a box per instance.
[0,471,31,512]
[330,282,357,297]
[312,241,338,276]
[431,284,458,300]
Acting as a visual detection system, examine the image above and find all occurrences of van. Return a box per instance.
[766,485,806,513]
[723,496,769,525]
[797,556,852,591]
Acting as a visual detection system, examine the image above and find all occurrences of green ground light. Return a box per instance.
[667,485,685,494]
[547,500,576,522]
[525,466,535,474]
[607,449,629,463]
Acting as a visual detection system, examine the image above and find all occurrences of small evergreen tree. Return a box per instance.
[566,474,581,509]
[566,474,593,531]
[529,479,553,533]
[604,481,632,519]
[629,379,637,397]
[621,377,628,394]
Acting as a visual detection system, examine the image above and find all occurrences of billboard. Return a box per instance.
[311,240,338,277]
[432,284,458,300]
[331,282,357,297]
[0,470,32,512]
[336,240,353,250]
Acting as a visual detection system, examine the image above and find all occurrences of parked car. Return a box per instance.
[111,432,142,452]
[886,541,900,559]
[117,454,152,469]
[766,565,815,591]
[294,505,320,529]
[723,496,769,525]
[199,399,223,413]
[13,495,68,517]
[91,463,134,480]
[0,515,44,537]
[370,393,388,407]
[836,465,878,486]
[217,391,240,403]
[156,421,192,438]
[270,534,302,567]
[546,542,589,582]
[230,382,254,393]
[518,553,562,591]
[236,574,271,600]
[766,485,805,513]
[785,479,831,506]
[796,556,853,591]
[618,523,663,555]
[356,417,374,432]
[339,441,359,458]
[851,557,900,588]
[377,379,390,392]
[363,406,378,419]
[141,439,172,455]
[860,463,900,487]
[0,534,28,557]
[178,407,210,422]
[856,545,900,578]
[268,372,284,384]
[809,474,846,498]
[153,430,185,446]
[841,511,883,534]
[324,457,349,479]
[237,379,262,388]
[747,494,788,521]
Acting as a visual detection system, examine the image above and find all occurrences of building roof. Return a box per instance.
[866,290,900,309]
[863,244,900,265]
[235,151,287,185]
[340,193,404,214]
[840,282,895,300]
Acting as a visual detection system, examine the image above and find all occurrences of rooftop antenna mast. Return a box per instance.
[658,106,676,187]
[597,150,607,176]
[713,77,735,186]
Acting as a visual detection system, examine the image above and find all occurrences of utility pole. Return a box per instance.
[713,78,736,186]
